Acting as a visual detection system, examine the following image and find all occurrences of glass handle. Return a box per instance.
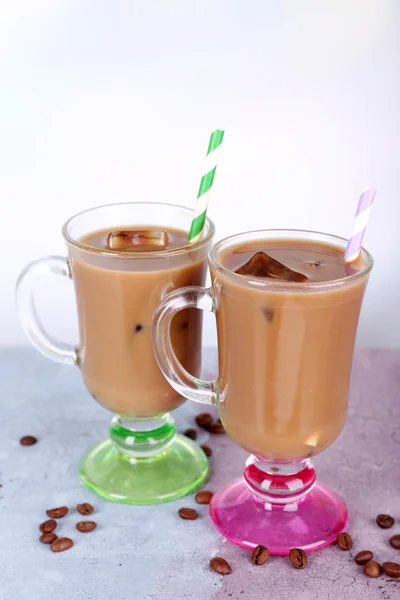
[152,286,218,405]
[15,256,78,365]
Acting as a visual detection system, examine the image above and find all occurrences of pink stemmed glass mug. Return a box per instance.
[152,229,373,555]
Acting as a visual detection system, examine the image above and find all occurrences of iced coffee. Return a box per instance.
[70,226,206,417]
[210,235,369,461]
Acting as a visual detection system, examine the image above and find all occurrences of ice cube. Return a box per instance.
[107,230,169,250]
[235,251,308,282]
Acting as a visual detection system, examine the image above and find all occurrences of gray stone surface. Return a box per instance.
[0,347,399,600]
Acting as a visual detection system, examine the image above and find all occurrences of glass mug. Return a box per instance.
[152,229,373,553]
[16,202,215,504]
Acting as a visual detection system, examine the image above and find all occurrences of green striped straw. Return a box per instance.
[188,129,224,242]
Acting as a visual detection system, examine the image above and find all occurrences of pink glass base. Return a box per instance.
[209,477,348,555]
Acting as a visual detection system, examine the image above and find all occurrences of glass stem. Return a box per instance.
[243,456,317,505]
[109,413,176,457]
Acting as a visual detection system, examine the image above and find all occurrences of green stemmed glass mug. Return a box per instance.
[16,202,215,504]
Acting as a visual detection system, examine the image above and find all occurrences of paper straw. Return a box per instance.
[344,187,376,262]
[188,129,224,243]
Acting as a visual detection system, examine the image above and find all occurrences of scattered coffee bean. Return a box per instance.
[209,422,225,434]
[210,557,232,575]
[46,506,69,519]
[40,532,57,544]
[76,520,97,533]
[382,562,400,578]
[364,560,381,578]
[355,550,374,565]
[184,428,197,441]
[195,490,213,505]
[77,503,94,516]
[390,534,400,549]
[50,537,73,553]
[75,346,82,367]
[336,532,353,550]
[200,444,212,457]
[19,435,37,446]
[178,507,199,520]
[289,548,308,569]
[251,545,269,565]
[134,324,143,333]
[195,413,213,430]
[39,519,57,533]
[376,514,394,529]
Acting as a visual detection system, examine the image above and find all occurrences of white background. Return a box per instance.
[1,0,399,349]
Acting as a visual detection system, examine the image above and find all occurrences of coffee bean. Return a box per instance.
[289,548,308,569]
[19,435,37,446]
[46,506,69,519]
[210,557,232,575]
[195,490,213,505]
[76,520,97,533]
[77,503,94,516]
[195,413,213,430]
[50,537,73,553]
[209,422,225,434]
[336,532,352,550]
[200,444,212,457]
[390,534,400,549]
[262,307,274,322]
[364,560,381,578]
[75,346,82,367]
[251,545,269,565]
[39,532,57,544]
[178,507,199,520]
[355,550,373,565]
[382,562,400,578]
[184,428,197,441]
[376,514,394,529]
[305,261,321,268]
[39,519,57,533]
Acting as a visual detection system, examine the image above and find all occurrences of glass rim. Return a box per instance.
[62,202,215,258]
[208,229,374,290]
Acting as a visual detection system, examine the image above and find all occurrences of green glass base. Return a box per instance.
[78,434,209,505]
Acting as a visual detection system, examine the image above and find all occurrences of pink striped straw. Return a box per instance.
[344,188,376,262]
